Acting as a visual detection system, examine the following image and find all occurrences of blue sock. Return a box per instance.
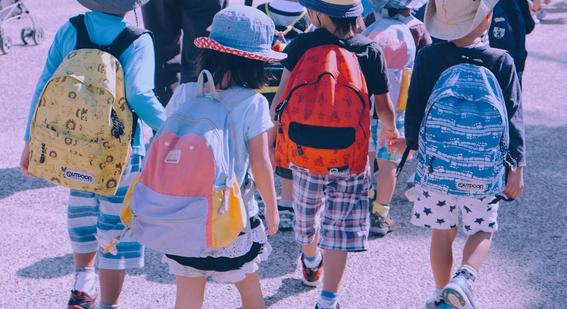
[318,290,338,309]
[303,250,322,268]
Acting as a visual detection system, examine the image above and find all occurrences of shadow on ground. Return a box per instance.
[265,278,314,308]
[17,254,74,279]
[0,167,53,200]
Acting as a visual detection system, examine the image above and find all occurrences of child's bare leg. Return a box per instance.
[322,249,348,293]
[431,228,457,289]
[175,276,207,309]
[376,159,396,205]
[462,231,493,271]
[369,152,377,174]
[235,272,265,309]
[281,178,293,203]
[302,232,321,257]
[74,252,96,268]
[98,269,125,306]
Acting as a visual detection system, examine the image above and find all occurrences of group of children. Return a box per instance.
[19,0,526,308]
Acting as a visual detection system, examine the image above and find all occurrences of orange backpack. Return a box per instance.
[275,45,370,176]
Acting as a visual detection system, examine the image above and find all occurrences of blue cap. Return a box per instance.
[194,6,287,62]
[299,0,364,18]
[77,0,148,14]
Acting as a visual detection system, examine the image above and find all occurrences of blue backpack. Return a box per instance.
[413,63,509,197]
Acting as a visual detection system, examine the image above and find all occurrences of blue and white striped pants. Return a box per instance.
[67,155,144,270]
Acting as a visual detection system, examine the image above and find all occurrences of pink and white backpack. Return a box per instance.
[127,70,248,257]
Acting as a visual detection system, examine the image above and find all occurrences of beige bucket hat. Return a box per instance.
[424,0,499,41]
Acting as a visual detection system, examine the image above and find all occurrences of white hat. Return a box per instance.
[424,0,499,41]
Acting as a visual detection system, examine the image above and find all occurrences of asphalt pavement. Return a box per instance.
[0,1,566,308]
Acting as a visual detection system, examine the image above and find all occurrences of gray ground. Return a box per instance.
[0,1,566,308]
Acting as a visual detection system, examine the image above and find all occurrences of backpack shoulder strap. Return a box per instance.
[69,14,97,50]
[108,26,152,60]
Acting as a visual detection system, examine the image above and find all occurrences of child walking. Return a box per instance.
[363,0,420,236]
[256,0,311,230]
[161,6,281,308]
[400,0,526,308]
[271,0,399,308]
[19,1,166,308]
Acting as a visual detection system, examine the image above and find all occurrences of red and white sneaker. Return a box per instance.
[67,290,97,309]
[301,254,323,287]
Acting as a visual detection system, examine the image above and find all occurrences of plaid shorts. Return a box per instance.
[291,166,371,252]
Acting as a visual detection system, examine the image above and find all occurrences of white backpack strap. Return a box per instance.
[196,69,220,101]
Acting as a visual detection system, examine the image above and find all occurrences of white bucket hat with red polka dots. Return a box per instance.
[194,5,287,62]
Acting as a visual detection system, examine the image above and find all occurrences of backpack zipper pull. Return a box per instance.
[275,100,288,122]
[39,143,46,163]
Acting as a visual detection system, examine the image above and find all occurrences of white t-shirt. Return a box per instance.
[165,84,274,216]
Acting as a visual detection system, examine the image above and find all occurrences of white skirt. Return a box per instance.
[162,217,272,284]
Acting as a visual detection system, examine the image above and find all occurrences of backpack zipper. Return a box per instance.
[39,143,46,163]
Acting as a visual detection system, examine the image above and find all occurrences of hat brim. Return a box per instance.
[424,0,498,41]
[77,0,149,15]
[77,0,149,14]
[300,0,363,18]
[194,37,287,62]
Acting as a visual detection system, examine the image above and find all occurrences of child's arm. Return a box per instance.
[374,93,400,150]
[499,56,526,199]
[120,34,166,131]
[249,132,279,235]
[21,24,73,175]
[23,24,73,141]
[404,50,429,150]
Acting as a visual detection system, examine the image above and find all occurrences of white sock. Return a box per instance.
[459,264,478,281]
[73,267,96,296]
[435,288,442,297]
[318,290,338,309]
[304,250,322,268]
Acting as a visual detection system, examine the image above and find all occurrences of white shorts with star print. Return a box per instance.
[409,186,500,235]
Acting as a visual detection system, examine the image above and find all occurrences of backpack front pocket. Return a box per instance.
[130,182,209,257]
[289,122,355,149]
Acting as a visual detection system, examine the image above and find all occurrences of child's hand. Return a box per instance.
[264,206,280,236]
[19,142,32,177]
[378,128,400,150]
[388,138,408,156]
[503,166,524,199]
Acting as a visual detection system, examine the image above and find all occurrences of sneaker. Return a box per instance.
[425,293,454,309]
[442,269,476,309]
[370,213,394,236]
[301,254,323,287]
[67,290,97,309]
[278,205,294,231]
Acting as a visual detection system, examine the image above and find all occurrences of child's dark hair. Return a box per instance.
[197,49,268,90]
[387,8,411,18]
[329,16,359,35]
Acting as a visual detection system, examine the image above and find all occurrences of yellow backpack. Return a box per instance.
[28,15,148,196]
